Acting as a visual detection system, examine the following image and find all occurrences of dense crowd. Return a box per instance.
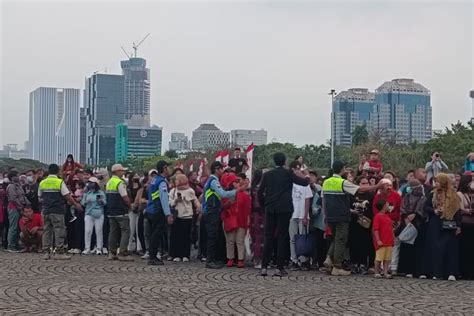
[1,150,474,281]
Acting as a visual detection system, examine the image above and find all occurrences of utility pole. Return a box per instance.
[329,89,337,168]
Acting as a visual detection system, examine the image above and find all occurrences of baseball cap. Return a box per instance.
[370,149,380,155]
[156,160,170,173]
[88,177,101,185]
[111,164,128,173]
[148,169,158,176]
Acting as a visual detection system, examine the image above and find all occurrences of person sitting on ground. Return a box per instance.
[19,205,43,252]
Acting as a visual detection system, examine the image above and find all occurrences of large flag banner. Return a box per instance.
[176,161,184,170]
[222,150,230,166]
[215,151,223,162]
[188,160,194,173]
[197,159,205,182]
[245,143,255,182]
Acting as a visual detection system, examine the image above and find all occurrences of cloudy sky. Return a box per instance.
[1,0,473,149]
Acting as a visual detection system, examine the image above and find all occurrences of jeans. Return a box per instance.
[84,215,104,252]
[328,222,349,269]
[262,209,292,269]
[289,218,308,263]
[145,210,166,259]
[42,213,67,253]
[224,227,246,260]
[391,238,401,271]
[108,215,130,256]
[128,212,142,252]
[7,208,20,250]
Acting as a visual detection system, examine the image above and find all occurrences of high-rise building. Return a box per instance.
[85,73,125,165]
[115,115,162,162]
[169,133,190,152]
[192,124,230,150]
[470,90,474,124]
[79,107,87,164]
[373,78,431,143]
[121,57,150,121]
[29,87,80,164]
[231,129,268,147]
[332,88,375,145]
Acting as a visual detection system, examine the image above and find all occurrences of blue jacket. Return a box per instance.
[146,175,171,216]
[81,190,106,218]
[202,175,236,214]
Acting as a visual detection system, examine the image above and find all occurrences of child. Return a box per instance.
[70,181,85,223]
[373,199,395,279]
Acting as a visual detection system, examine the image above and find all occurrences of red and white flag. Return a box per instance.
[188,160,194,173]
[222,150,230,167]
[175,161,184,170]
[245,143,255,181]
[215,151,223,162]
[197,159,205,182]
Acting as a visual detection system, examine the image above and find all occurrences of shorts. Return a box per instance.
[375,246,392,261]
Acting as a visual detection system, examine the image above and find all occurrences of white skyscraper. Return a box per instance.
[231,129,268,147]
[29,87,80,164]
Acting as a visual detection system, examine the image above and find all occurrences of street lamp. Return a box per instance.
[329,89,337,168]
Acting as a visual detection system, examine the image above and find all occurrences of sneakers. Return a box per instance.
[260,268,268,276]
[406,274,413,278]
[69,216,77,223]
[301,262,310,271]
[227,259,234,267]
[148,258,164,266]
[117,255,134,262]
[7,248,21,253]
[200,257,207,262]
[375,274,383,278]
[448,275,456,281]
[331,267,351,276]
[182,257,190,262]
[290,262,301,271]
[237,260,245,268]
[95,249,103,255]
[141,252,150,260]
[107,253,118,261]
[432,276,438,280]
[173,257,182,262]
[53,253,72,260]
[82,250,92,255]
[323,257,333,269]
[254,263,262,269]
[419,275,427,279]
[273,268,288,277]
[206,261,224,269]
[68,248,81,255]
[102,248,109,255]
[43,252,51,260]
[385,274,393,279]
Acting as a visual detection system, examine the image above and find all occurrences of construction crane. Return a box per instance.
[121,46,131,59]
[132,33,151,58]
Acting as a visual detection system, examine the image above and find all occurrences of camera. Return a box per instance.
[435,153,439,158]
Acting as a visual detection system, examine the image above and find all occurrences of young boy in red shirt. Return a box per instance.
[373,199,395,279]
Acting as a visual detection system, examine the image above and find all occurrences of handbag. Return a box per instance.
[398,223,418,245]
[244,230,253,259]
[295,227,314,257]
[357,215,371,229]
[442,220,458,230]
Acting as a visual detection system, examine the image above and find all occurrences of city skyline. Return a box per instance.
[1,1,473,149]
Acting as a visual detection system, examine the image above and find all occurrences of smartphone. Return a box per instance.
[177,193,182,199]
[96,195,101,200]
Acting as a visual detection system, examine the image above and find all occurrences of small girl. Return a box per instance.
[373,199,395,279]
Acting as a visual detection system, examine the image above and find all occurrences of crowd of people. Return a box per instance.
[1,150,473,281]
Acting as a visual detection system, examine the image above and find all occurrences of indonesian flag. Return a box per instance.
[215,151,223,162]
[222,150,230,167]
[188,160,194,173]
[245,143,255,181]
[197,159,205,182]
[176,161,184,170]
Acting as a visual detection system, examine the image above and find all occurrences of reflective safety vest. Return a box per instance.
[202,177,220,214]
[146,175,166,214]
[39,175,66,215]
[322,175,351,223]
[106,176,128,216]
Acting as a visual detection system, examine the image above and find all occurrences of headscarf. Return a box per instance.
[433,173,461,220]
[175,174,190,190]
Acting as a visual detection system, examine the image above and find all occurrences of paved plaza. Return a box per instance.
[1,252,474,314]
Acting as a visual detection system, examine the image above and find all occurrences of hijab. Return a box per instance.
[433,173,461,220]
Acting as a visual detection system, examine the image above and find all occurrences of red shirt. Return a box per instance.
[19,213,43,232]
[372,212,394,250]
[372,190,401,222]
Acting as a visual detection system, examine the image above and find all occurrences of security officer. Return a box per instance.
[39,164,83,260]
[106,164,133,261]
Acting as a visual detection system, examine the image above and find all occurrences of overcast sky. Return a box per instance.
[1,0,473,149]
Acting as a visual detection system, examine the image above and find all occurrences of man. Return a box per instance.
[6,170,28,252]
[19,205,43,252]
[258,153,310,277]
[228,148,247,174]
[323,161,380,276]
[425,151,449,185]
[39,164,83,260]
[415,168,431,194]
[23,170,40,213]
[106,164,133,261]
[288,161,313,271]
[145,161,174,266]
[203,161,239,269]
[399,170,415,196]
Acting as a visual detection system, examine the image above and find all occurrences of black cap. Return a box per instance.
[156,160,170,173]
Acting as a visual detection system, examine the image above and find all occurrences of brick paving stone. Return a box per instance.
[1,252,474,314]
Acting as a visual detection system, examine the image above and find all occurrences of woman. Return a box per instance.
[81,177,106,255]
[349,176,375,274]
[424,173,462,281]
[372,178,401,224]
[62,154,83,178]
[457,175,474,279]
[127,174,142,254]
[295,156,308,171]
[250,169,265,268]
[169,174,200,262]
[6,170,28,252]
[383,171,399,192]
[397,179,426,278]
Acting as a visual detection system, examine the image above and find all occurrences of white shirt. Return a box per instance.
[292,184,313,219]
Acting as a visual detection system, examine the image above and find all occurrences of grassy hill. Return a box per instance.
[0,158,47,174]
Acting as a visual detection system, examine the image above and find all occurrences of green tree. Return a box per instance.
[352,125,369,147]
[164,150,178,159]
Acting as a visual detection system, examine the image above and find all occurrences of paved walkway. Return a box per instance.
[1,252,474,314]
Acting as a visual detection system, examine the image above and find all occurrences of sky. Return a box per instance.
[1,0,473,150]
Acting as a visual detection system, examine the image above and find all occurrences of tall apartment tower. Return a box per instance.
[85,73,125,165]
[29,87,80,164]
[332,88,375,145]
[121,57,150,121]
